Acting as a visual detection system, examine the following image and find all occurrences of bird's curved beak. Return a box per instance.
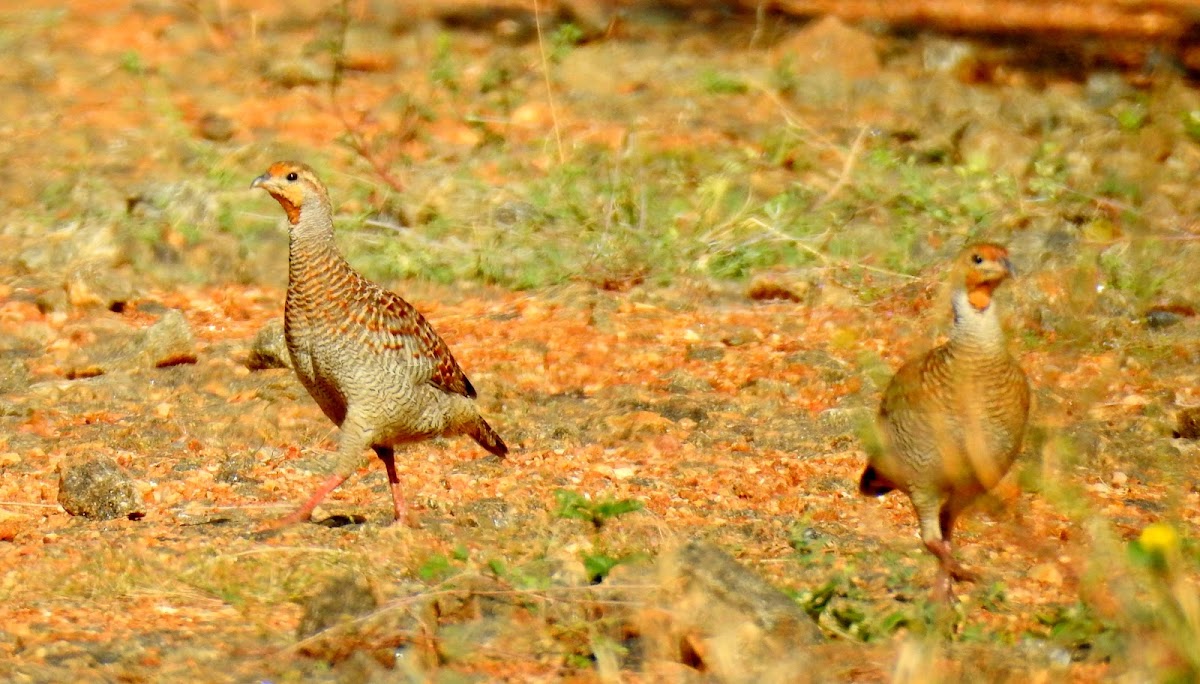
[250,173,271,190]
[1001,257,1016,278]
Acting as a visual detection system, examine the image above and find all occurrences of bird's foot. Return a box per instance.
[257,506,316,531]
[250,510,310,538]
[388,502,422,528]
[931,571,956,603]
[947,561,979,583]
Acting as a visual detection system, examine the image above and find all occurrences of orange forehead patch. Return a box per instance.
[266,160,310,177]
[969,243,1009,262]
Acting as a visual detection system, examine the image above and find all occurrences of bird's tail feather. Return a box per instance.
[469,416,508,458]
[858,465,894,496]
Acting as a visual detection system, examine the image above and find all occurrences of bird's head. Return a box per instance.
[251,161,329,225]
[956,243,1014,311]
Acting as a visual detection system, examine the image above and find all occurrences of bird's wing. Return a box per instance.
[353,282,477,399]
[878,354,930,420]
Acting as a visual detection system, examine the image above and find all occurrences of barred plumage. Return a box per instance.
[859,243,1030,600]
[252,161,507,526]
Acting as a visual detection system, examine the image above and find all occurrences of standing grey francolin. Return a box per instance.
[859,243,1029,599]
[251,161,507,526]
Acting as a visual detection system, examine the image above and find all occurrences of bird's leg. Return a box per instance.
[267,419,371,528]
[925,534,966,603]
[269,472,350,528]
[912,490,973,602]
[372,445,410,526]
[939,491,980,583]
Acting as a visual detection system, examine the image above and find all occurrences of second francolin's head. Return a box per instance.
[955,242,1015,312]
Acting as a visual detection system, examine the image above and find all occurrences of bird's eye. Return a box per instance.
[286,172,299,181]
[971,253,984,264]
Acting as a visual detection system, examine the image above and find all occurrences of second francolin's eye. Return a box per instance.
[286,172,299,181]
[971,253,983,265]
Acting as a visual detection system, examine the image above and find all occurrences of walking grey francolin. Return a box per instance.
[251,161,507,526]
[859,243,1029,599]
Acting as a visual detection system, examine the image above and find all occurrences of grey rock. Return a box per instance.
[958,121,1038,178]
[65,309,196,378]
[747,275,811,303]
[0,356,31,395]
[433,574,512,623]
[605,540,821,681]
[266,58,333,87]
[292,574,436,667]
[817,406,873,435]
[685,345,724,362]
[458,497,511,530]
[1175,407,1200,440]
[670,540,822,643]
[921,37,977,75]
[125,181,220,231]
[65,261,135,311]
[144,310,196,364]
[197,112,235,142]
[491,201,542,227]
[1018,636,1073,668]
[246,318,292,370]
[57,455,143,520]
[751,412,820,450]
[215,452,260,484]
[297,573,379,639]
[785,349,850,384]
[721,326,760,347]
[1145,305,1192,330]
[17,222,126,274]
[775,15,881,80]
[1085,71,1132,110]
[664,369,714,394]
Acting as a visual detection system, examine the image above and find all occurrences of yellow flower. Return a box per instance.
[1139,522,1180,556]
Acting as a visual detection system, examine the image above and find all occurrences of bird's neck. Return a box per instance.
[287,203,353,286]
[948,288,1007,355]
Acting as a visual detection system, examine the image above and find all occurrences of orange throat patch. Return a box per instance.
[967,284,994,310]
[273,194,301,224]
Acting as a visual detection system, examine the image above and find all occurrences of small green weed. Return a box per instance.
[581,552,625,584]
[429,32,461,93]
[1034,602,1122,661]
[1112,100,1149,132]
[1181,110,1200,142]
[549,23,584,64]
[553,489,643,532]
[417,553,456,582]
[699,68,748,95]
[119,50,146,76]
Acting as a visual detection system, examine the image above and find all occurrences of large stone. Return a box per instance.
[246,318,291,371]
[57,455,143,520]
[64,261,135,311]
[294,574,437,669]
[603,540,822,681]
[265,57,332,87]
[0,356,31,395]
[297,573,379,640]
[1176,407,1200,440]
[772,16,881,80]
[65,309,196,378]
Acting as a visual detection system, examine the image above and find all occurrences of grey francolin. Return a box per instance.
[859,243,1029,599]
[251,161,507,526]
